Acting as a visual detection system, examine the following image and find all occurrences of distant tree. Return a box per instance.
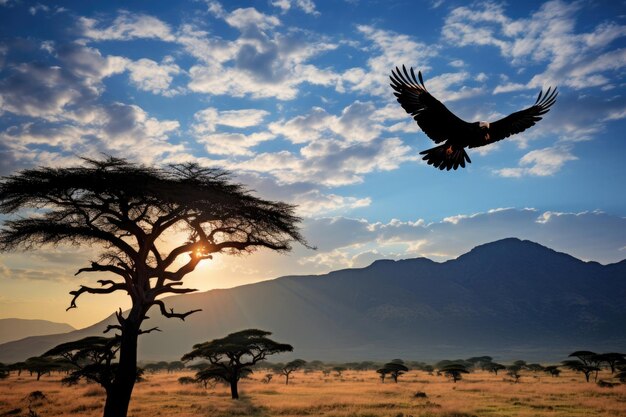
[483,362,506,375]
[322,369,331,377]
[0,363,8,379]
[467,356,493,370]
[178,376,197,385]
[423,365,434,375]
[281,359,307,385]
[543,366,561,377]
[561,360,599,382]
[44,336,120,389]
[0,157,308,417]
[182,329,292,399]
[440,364,469,383]
[376,367,389,383]
[526,363,544,373]
[332,366,347,377]
[261,373,273,383]
[568,351,597,365]
[167,361,185,373]
[568,351,603,381]
[596,353,625,374]
[506,365,523,383]
[512,360,527,368]
[378,362,409,383]
[24,357,64,381]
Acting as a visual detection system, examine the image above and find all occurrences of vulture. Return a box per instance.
[390,65,557,170]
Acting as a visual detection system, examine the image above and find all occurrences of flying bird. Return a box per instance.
[389,66,557,170]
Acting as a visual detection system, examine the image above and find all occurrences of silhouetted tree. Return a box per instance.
[281,359,306,385]
[568,351,603,381]
[0,363,8,379]
[526,363,544,373]
[44,336,143,390]
[440,363,469,383]
[483,362,506,375]
[0,157,308,417]
[506,364,523,383]
[379,361,409,383]
[543,365,561,377]
[466,356,493,370]
[181,329,292,399]
[167,361,185,373]
[261,373,273,383]
[376,367,389,383]
[332,366,347,377]
[596,353,625,374]
[24,357,63,381]
[561,360,599,382]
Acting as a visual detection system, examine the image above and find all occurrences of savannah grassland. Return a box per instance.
[1,369,625,417]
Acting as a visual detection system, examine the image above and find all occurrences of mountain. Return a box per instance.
[0,319,75,345]
[0,238,625,363]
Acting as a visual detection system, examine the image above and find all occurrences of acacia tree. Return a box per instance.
[561,360,599,382]
[43,336,143,390]
[182,329,293,399]
[483,362,506,375]
[0,157,308,417]
[440,363,469,383]
[379,361,409,383]
[281,359,307,385]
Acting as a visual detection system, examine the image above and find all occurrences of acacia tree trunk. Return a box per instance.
[230,379,239,399]
[102,314,141,417]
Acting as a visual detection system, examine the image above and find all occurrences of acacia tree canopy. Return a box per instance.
[182,329,293,399]
[0,157,309,417]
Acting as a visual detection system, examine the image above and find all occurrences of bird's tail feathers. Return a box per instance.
[419,144,471,170]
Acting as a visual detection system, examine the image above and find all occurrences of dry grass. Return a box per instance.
[1,369,625,417]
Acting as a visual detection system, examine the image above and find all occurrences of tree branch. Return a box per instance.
[138,327,161,335]
[151,300,201,321]
[67,282,127,311]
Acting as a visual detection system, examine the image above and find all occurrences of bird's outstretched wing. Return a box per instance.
[390,65,469,144]
[470,87,558,148]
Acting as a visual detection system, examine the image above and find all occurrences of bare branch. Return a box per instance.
[74,262,130,280]
[103,324,122,334]
[138,327,161,335]
[67,282,127,311]
[151,300,201,321]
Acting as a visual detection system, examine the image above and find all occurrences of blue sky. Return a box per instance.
[1,0,625,327]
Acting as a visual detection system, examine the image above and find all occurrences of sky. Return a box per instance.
[0,0,625,328]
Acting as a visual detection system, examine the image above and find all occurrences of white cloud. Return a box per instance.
[125,56,183,96]
[225,137,416,187]
[192,107,270,134]
[271,0,320,16]
[269,101,383,144]
[341,25,437,97]
[444,1,626,91]
[80,12,175,42]
[183,3,337,100]
[495,145,577,177]
[197,132,274,156]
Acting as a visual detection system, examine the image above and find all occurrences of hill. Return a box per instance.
[0,238,624,363]
[0,318,75,345]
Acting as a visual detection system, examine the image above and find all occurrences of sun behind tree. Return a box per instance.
[0,156,309,417]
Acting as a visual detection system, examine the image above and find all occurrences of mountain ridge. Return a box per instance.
[0,237,624,363]
[0,318,75,345]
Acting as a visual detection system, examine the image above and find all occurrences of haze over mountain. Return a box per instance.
[0,238,624,363]
[0,319,75,345]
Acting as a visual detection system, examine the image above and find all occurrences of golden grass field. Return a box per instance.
[1,369,625,417]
